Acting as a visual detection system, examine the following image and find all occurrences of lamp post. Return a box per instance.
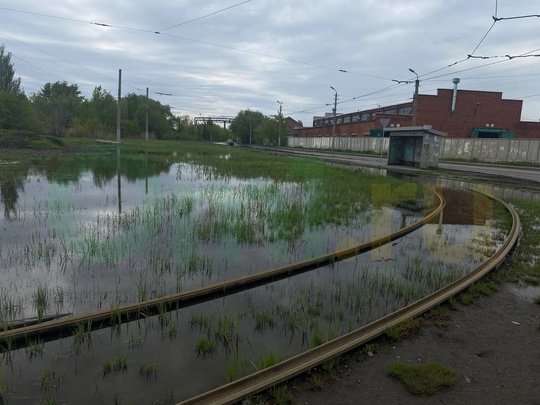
[330,86,337,151]
[277,100,283,147]
[409,68,419,126]
[247,108,252,145]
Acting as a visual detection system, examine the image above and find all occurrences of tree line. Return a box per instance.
[0,43,289,144]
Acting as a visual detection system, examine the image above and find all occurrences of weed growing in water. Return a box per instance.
[40,367,67,391]
[33,285,48,323]
[189,313,212,331]
[139,362,158,380]
[113,354,128,372]
[0,368,5,398]
[73,319,92,347]
[26,337,44,359]
[38,396,57,405]
[253,309,276,332]
[257,351,282,370]
[196,337,216,356]
[101,360,112,377]
[167,322,177,339]
[128,333,142,349]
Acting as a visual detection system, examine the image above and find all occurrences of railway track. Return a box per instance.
[0,190,445,349]
[177,187,520,405]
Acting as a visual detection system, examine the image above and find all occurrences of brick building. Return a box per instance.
[294,87,540,139]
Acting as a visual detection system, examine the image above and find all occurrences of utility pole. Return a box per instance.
[330,86,337,151]
[409,68,419,126]
[277,100,283,147]
[145,87,149,141]
[116,69,122,142]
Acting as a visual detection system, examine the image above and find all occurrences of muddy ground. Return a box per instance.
[286,282,540,405]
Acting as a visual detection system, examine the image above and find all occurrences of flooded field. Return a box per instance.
[0,142,511,404]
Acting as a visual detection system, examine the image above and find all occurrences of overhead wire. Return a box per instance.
[158,0,252,31]
[0,6,396,81]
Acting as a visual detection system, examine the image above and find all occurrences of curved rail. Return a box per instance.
[177,188,520,405]
[0,190,445,349]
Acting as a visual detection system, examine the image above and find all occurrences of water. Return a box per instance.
[0,148,514,403]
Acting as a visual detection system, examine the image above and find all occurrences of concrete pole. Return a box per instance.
[409,68,419,126]
[330,86,337,151]
[116,69,122,142]
[277,101,283,147]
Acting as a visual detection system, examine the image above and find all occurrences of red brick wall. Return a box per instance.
[518,121,540,138]
[417,89,526,137]
[295,88,540,139]
[295,114,412,137]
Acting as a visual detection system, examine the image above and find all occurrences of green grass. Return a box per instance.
[101,360,112,377]
[269,384,293,405]
[500,200,540,285]
[139,362,158,380]
[113,354,128,372]
[0,130,65,150]
[253,309,276,331]
[26,337,45,359]
[40,368,67,391]
[387,360,457,395]
[195,337,216,355]
[533,295,540,305]
[0,368,5,398]
[257,351,282,370]
[385,318,423,341]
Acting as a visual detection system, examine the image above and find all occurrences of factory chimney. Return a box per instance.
[451,78,460,114]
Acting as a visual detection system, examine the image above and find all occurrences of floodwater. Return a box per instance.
[0,148,517,404]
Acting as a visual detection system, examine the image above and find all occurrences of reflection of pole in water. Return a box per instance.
[145,151,148,194]
[437,209,444,235]
[117,147,122,213]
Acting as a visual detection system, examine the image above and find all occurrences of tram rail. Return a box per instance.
[0,190,445,349]
[177,188,520,405]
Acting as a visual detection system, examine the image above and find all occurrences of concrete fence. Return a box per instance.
[287,136,540,164]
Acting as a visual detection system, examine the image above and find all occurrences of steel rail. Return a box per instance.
[177,188,520,405]
[0,190,445,349]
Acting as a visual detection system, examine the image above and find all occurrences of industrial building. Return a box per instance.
[293,80,540,139]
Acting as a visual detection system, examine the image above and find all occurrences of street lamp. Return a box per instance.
[277,100,283,147]
[409,68,420,126]
[330,86,337,151]
[247,108,252,145]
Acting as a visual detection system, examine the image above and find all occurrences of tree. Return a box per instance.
[0,91,39,131]
[254,116,280,146]
[0,43,22,95]
[31,81,84,136]
[230,109,265,144]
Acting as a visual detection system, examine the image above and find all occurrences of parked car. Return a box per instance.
[227,139,235,146]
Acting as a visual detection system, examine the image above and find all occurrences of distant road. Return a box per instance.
[251,147,540,186]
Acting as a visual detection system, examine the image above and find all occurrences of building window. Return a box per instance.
[399,106,412,115]
[344,116,351,123]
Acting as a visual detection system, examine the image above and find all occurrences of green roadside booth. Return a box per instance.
[387,125,447,169]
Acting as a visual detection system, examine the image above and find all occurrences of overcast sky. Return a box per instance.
[1,0,539,126]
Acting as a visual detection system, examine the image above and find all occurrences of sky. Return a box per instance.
[1,0,539,127]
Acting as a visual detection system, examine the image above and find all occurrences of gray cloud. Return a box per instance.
[1,0,539,125]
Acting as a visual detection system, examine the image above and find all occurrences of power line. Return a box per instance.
[158,0,252,32]
[0,6,396,81]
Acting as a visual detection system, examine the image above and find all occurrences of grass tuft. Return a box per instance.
[387,360,456,395]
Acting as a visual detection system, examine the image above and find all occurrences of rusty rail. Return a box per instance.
[0,190,445,349]
[177,188,519,405]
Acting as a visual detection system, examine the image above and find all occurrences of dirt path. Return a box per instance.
[292,283,540,405]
